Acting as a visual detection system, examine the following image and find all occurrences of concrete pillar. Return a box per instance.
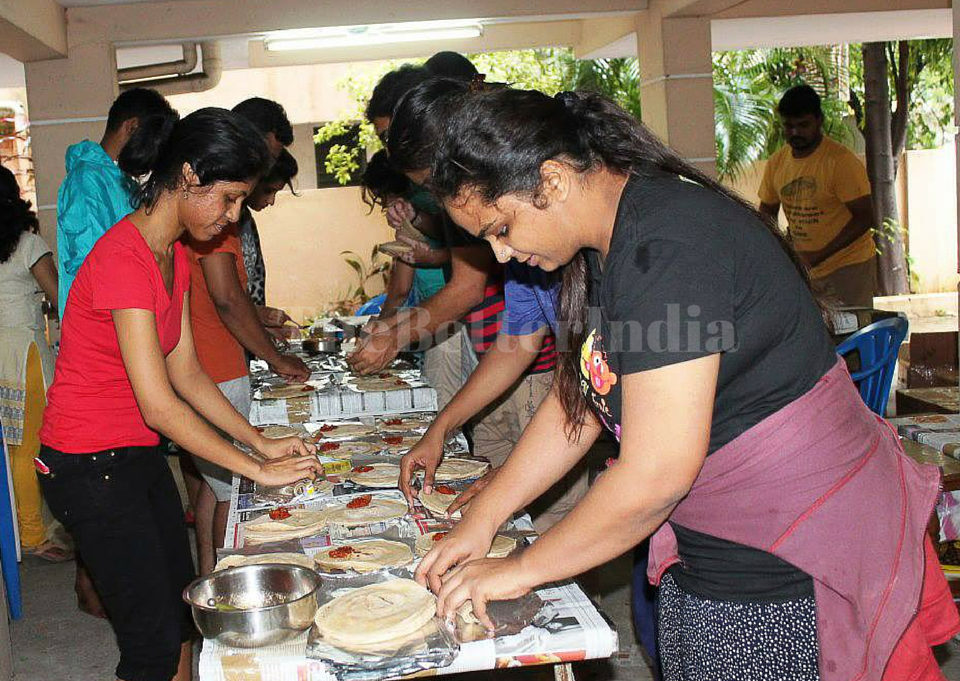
[636,9,716,178]
[24,40,118,252]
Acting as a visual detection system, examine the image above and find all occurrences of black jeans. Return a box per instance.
[37,445,196,681]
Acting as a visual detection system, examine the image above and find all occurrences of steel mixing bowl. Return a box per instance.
[183,564,322,648]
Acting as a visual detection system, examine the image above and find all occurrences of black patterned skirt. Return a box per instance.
[658,572,820,681]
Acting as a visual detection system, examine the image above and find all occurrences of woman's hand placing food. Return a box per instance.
[255,434,316,460]
[433,555,535,630]
[252,453,323,487]
[415,512,499,595]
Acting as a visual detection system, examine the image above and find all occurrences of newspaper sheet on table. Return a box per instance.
[198,578,617,681]
[889,414,960,458]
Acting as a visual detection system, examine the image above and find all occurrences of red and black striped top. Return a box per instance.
[462,272,557,375]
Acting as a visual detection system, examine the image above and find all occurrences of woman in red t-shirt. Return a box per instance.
[38,108,321,681]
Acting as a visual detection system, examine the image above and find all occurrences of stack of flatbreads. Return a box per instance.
[258,383,314,400]
[317,441,379,460]
[242,509,330,545]
[377,416,432,433]
[347,376,411,392]
[241,495,408,544]
[323,496,408,528]
[313,579,436,652]
[215,552,316,572]
[380,435,421,454]
[419,486,464,519]
[314,539,413,573]
[259,425,302,439]
[434,458,490,482]
[414,531,516,558]
[341,463,401,488]
[313,423,376,440]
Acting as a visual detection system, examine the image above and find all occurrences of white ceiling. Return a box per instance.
[57,0,198,6]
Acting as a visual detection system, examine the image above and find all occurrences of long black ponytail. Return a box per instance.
[431,89,815,436]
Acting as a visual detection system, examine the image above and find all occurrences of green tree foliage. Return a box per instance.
[713,39,954,181]
[314,41,953,185]
[712,47,855,179]
[313,48,650,184]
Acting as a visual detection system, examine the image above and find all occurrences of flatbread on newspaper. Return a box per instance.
[342,463,401,488]
[312,423,377,440]
[313,579,436,650]
[259,425,301,439]
[314,539,413,573]
[215,552,315,572]
[241,508,328,545]
[317,440,379,460]
[418,486,464,519]
[415,531,516,558]
[434,458,490,482]
[322,496,408,527]
[258,383,314,400]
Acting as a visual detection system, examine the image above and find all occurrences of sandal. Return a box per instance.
[23,541,74,563]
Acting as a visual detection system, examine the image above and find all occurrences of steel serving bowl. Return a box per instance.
[302,338,339,355]
[183,564,322,648]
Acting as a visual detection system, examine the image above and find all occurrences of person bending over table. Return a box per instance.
[37,108,321,681]
[415,88,957,681]
[348,66,494,415]
[385,76,583,533]
[184,145,309,575]
[359,150,449,321]
[388,76,659,670]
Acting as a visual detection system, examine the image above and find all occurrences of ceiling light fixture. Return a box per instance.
[265,21,483,51]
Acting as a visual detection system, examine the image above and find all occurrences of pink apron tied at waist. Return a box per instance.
[647,357,943,681]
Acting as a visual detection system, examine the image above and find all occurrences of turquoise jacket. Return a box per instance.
[56,141,136,318]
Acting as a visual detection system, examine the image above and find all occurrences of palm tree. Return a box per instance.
[565,57,642,120]
[711,47,853,180]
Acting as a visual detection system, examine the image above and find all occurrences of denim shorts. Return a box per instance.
[37,444,196,681]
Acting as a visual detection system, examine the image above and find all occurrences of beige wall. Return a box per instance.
[902,145,959,294]
[727,145,959,294]
[165,61,375,125]
[256,186,393,321]
[166,62,399,319]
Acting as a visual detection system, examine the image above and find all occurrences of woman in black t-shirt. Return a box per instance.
[413,88,954,681]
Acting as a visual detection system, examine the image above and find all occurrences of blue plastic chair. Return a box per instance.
[836,315,909,417]
[0,424,22,619]
[355,293,387,316]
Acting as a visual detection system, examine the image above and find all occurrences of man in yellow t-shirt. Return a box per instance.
[759,85,877,307]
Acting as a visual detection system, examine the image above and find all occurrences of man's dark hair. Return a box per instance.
[262,148,299,194]
[106,87,177,132]
[777,85,822,118]
[232,97,294,146]
[365,65,431,122]
[424,51,478,81]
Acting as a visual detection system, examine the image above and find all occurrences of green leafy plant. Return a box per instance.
[325,248,391,316]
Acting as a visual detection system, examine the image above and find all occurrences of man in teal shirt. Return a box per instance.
[56,88,177,318]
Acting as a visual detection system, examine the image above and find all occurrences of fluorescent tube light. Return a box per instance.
[266,24,482,51]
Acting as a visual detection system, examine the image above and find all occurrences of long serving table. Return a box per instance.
[197,344,618,681]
